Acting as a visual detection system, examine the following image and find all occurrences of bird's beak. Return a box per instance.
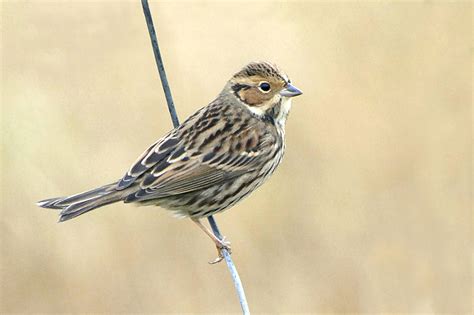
[280,83,303,97]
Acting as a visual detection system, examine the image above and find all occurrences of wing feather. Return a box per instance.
[119,102,278,202]
[117,132,178,190]
[125,165,246,202]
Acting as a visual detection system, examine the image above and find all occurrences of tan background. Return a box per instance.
[1,1,472,314]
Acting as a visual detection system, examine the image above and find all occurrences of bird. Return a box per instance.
[37,61,302,263]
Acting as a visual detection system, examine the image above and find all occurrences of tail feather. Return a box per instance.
[37,182,124,222]
[36,197,66,209]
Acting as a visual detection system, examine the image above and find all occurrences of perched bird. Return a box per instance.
[38,61,302,262]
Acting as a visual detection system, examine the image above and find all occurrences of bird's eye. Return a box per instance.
[258,82,271,93]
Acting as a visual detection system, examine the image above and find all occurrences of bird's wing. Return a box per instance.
[121,113,276,202]
[116,131,178,190]
[116,104,215,190]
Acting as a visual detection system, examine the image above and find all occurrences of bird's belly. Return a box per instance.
[152,151,284,218]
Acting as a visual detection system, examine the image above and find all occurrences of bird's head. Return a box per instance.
[224,61,302,124]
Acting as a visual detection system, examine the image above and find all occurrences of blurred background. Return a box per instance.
[1,1,471,314]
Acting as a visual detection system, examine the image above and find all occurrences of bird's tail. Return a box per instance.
[37,182,124,222]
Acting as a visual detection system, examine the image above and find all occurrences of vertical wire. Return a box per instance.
[141,1,250,313]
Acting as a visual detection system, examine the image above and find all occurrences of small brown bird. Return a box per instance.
[38,61,302,262]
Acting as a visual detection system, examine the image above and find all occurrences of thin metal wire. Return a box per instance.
[140,1,250,314]
[141,0,179,128]
[207,216,250,314]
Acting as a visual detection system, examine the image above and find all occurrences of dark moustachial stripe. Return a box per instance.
[262,114,275,125]
[266,99,281,120]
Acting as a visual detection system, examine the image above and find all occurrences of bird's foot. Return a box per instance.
[208,237,231,264]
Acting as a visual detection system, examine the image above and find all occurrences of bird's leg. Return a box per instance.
[191,218,231,264]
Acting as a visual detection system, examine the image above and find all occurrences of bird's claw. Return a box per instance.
[208,255,224,265]
[208,237,231,265]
